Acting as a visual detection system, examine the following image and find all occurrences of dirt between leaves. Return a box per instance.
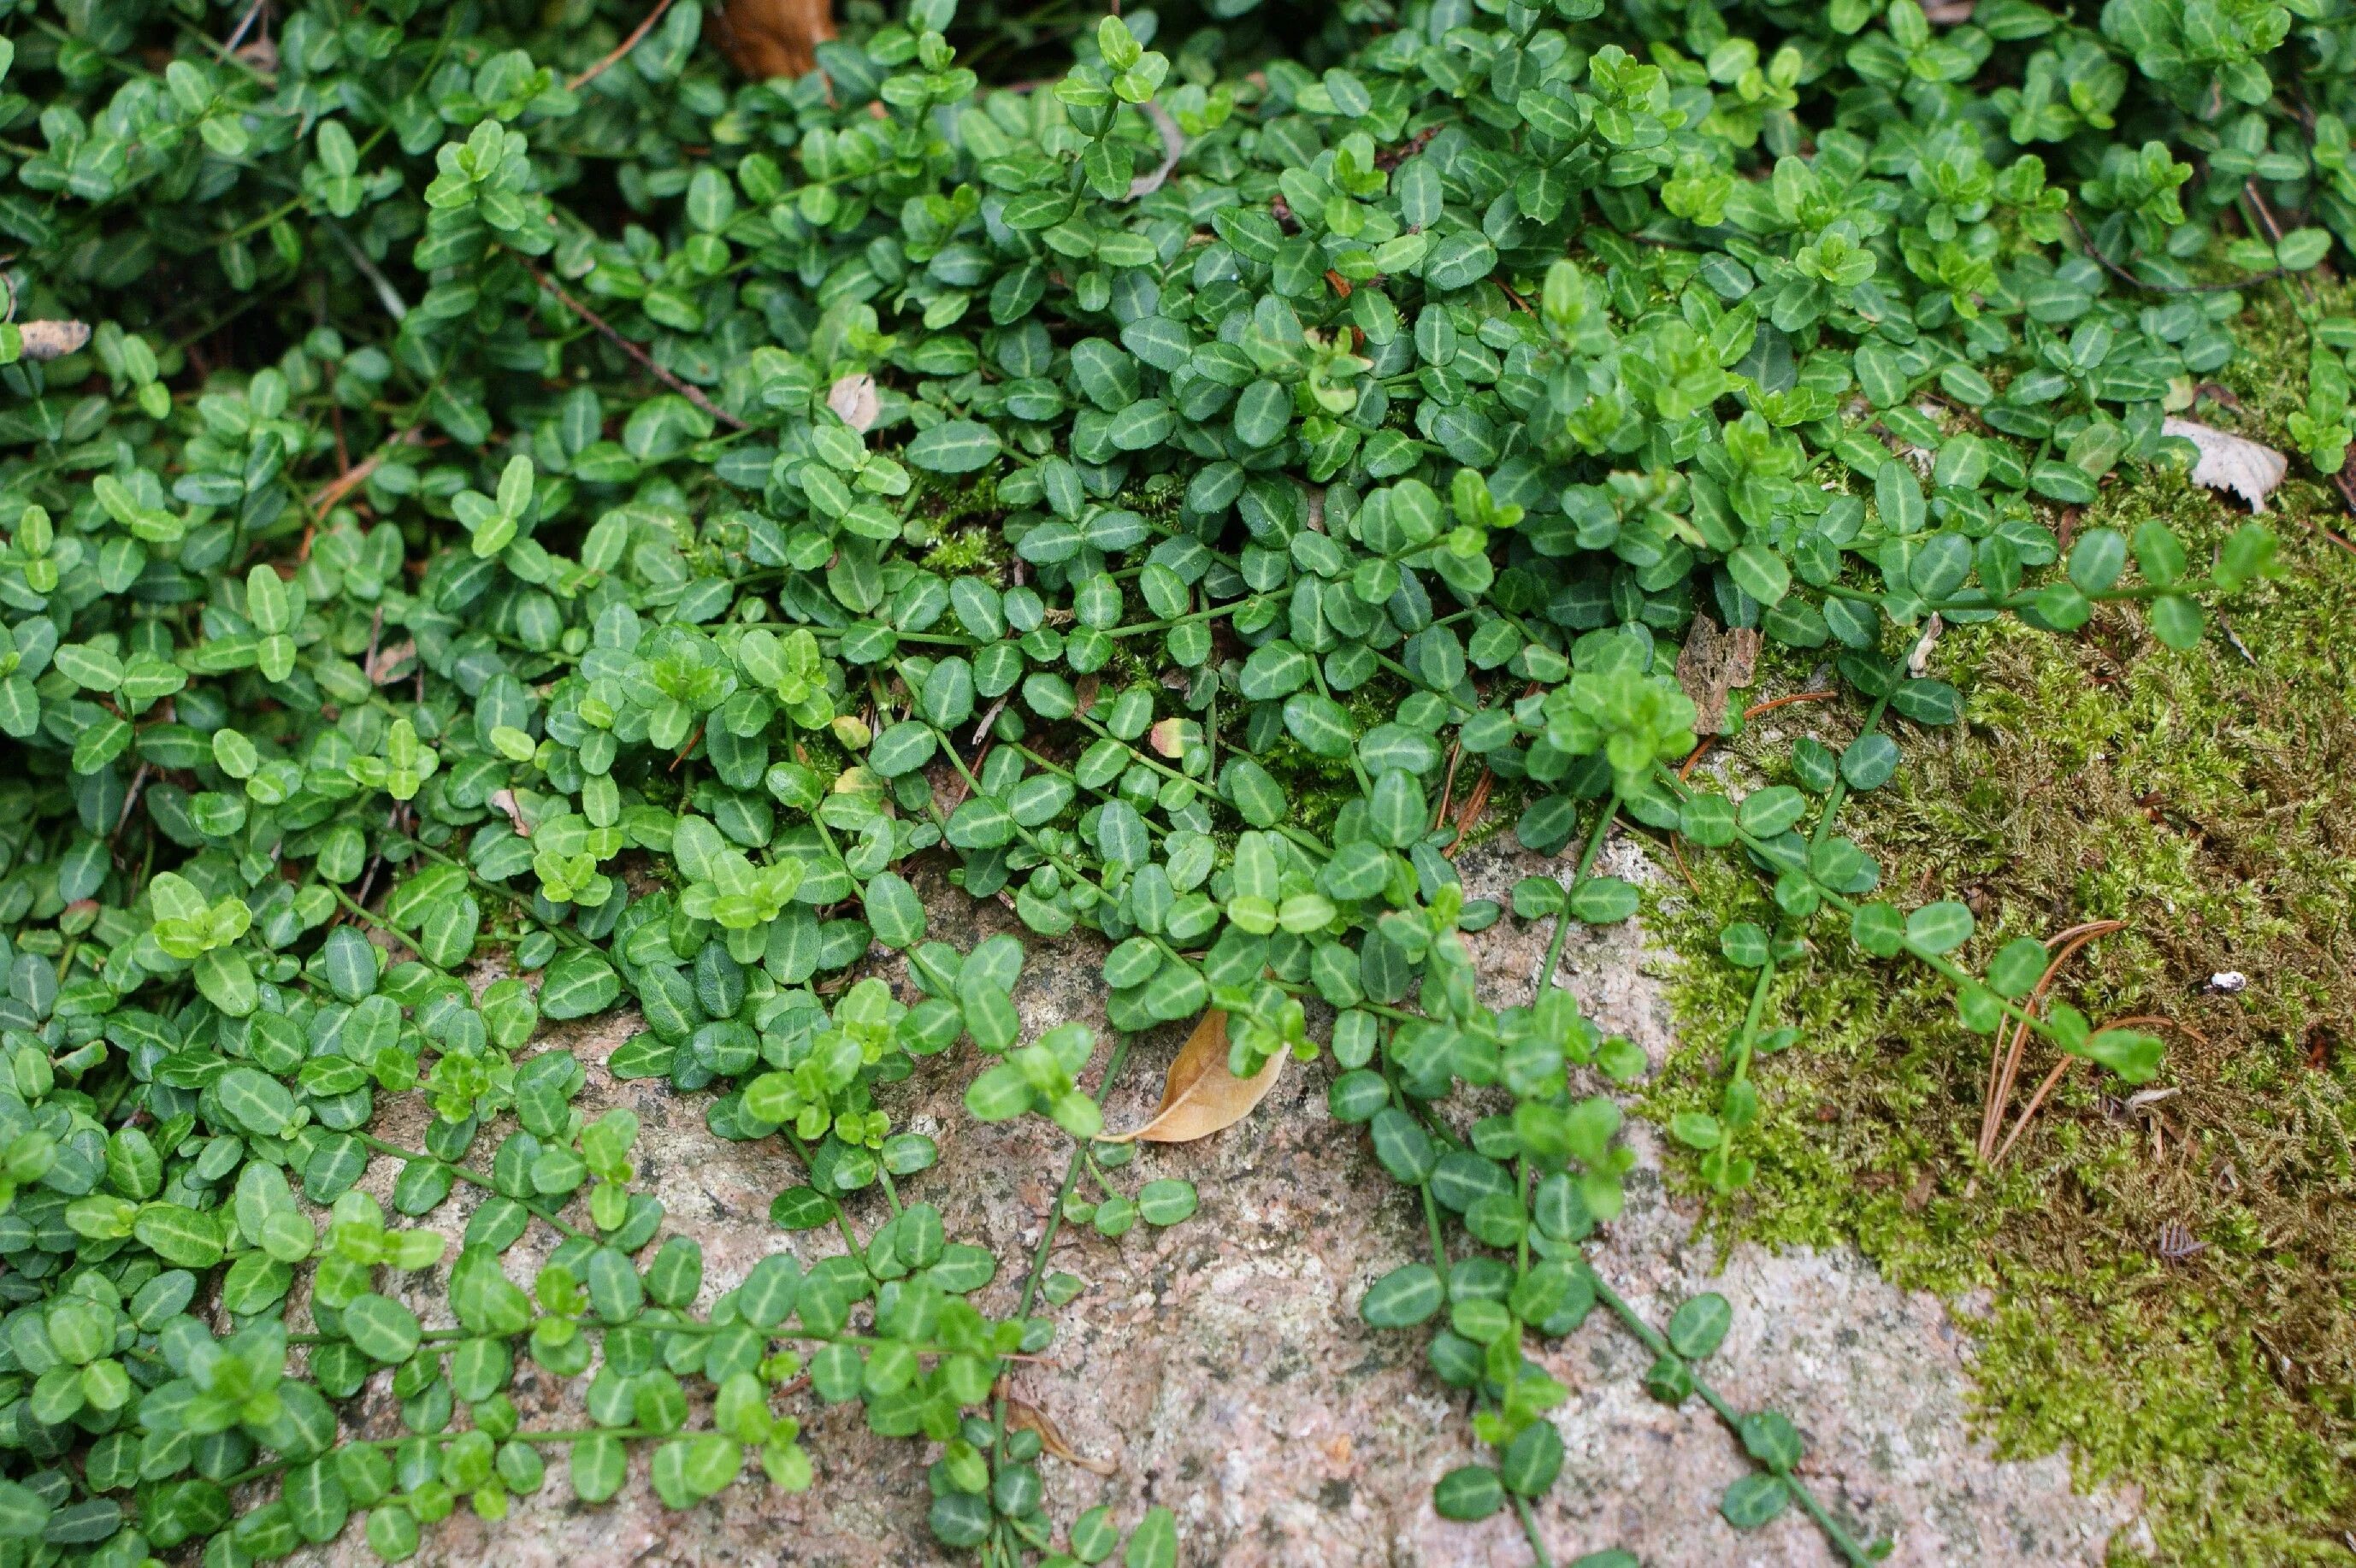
[280,838,2139,1567]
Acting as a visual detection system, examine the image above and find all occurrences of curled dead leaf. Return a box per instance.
[1674,613,1760,736]
[366,639,417,685]
[711,0,835,80]
[15,321,92,362]
[827,372,879,433]
[1125,100,1185,202]
[1005,1397,1116,1477]
[2164,416,2288,514]
[487,789,531,837]
[1906,612,1944,680]
[1100,1011,1284,1144]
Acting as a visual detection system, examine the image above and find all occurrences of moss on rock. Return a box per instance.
[1645,289,2356,1564]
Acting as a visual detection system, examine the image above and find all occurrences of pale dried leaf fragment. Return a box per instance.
[1907,612,1944,680]
[487,790,531,837]
[827,372,879,433]
[1125,101,1185,202]
[2164,416,2288,514]
[1100,1011,1284,1144]
[1674,614,1760,735]
[366,640,418,685]
[1005,1397,1117,1477]
[15,321,92,362]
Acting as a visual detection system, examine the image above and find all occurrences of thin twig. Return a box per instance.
[568,0,677,91]
[111,763,151,840]
[1993,1014,2192,1164]
[2318,471,2356,559]
[522,260,746,430]
[2241,180,2318,309]
[310,427,426,516]
[1431,739,1463,834]
[222,0,268,53]
[1678,689,1841,780]
[2064,209,2280,296]
[326,221,409,321]
[969,694,1010,751]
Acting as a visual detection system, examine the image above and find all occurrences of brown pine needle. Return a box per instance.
[1993,1014,2196,1164]
[1979,920,2128,1164]
[1445,768,1493,855]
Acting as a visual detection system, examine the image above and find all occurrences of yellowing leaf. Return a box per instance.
[1100,1011,1283,1144]
[16,320,91,362]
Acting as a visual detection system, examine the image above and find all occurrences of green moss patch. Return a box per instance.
[1649,298,2356,1564]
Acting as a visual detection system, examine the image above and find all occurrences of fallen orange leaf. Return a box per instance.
[1099,1011,1284,1144]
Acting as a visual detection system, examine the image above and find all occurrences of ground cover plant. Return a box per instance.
[0,0,2337,1561]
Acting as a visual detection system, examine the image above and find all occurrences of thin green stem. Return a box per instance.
[328,885,452,976]
[351,1132,593,1242]
[1512,1494,1557,1568]
[989,1035,1135,1486]
[1535,793,1621,998]
[782,1126,871,1264]
[1578,1267,1881,1564]
[402,842,595,951]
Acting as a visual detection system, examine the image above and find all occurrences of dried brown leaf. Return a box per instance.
[487,789,531,837]
[1674,614,1760,735]
[1005,1398,1116,1477]
[712,0,836,79]
[827,372,879,433]
[1100,1011,1284,1144]
[2164,416,2288,513]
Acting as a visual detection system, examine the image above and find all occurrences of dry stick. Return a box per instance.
[111,763,151,840]
[2241,180,2318,310]
[310,427,426,516]
[2316,470,2356,559]
[1669,689,1844,893]
[1976,919,2127,1161]
[522,261,746,430]
[1677,689,1843,779]
[222,0,268,53]
[567,0,677,91]
[1977,919,2123,1158]
[2064,209,2281,296]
